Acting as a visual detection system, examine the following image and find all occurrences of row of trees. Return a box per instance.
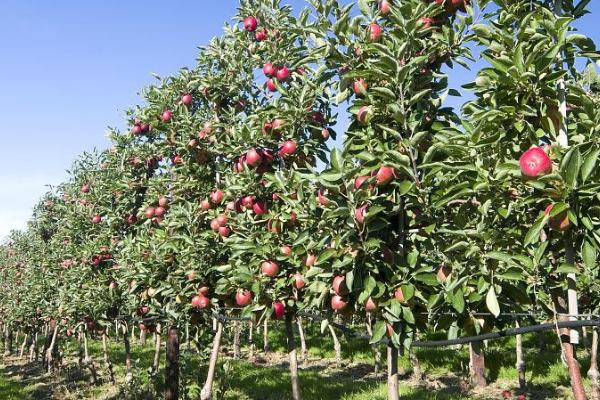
[1,0,600,399]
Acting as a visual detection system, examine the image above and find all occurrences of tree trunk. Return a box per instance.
[102,333,116,385]
[469,341,486,388]
[123,324,133,383]
[165,326,180,400]
[248,321,255,361]
[365,317,381,374]
[285,312,301,400]
[201,321,223,400]
[153,324,162,374]
[297,317,307,363]
[233,320,241,360]
[140,329,147,346]
[387,344,399,400]
[327,325,341,367]
[409,351,422,381]
[4,323,13,356]
[19,333,28,359]
[263,319,270,353]
[41,320,56,368]
[29,330,38,361]
[515,320,526,391]
[83,330,98,384]
[588,327,600,400]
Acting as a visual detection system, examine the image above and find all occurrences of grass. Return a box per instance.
[0,321,594,399]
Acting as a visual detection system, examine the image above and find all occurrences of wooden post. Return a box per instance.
[102,333,116,385]
[515,320,526,390]
[123,324,133,383]
[201,321,223,400]
[285,312,301,400]
[165,326,180,400]
[469,342,487,388]
[233,320,241,359]
[327,325,341,367]
[588,327,600,400]
[263,319,270,353]
[153,324,162,374]
[297,317,307,363]
[83,329,98,384]
[19,333,28,359]
[248,320,255,361]
[387,344,399,400]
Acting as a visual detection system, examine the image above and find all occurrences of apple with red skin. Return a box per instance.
[517,395,526,400]
[276,66,290,82]
[261,260,279,277]
[246,148,262,166]
[545,204,570,231]
[210,190,224,204]
[263,63,276,77]
[305,253,317,267]
[92,215,102,224]
[273,301,285,319]
[141,123,150,132]
[353,78,368,96]
[235,289,252,306]
[198,286,209,295]
[162,110,173,122]
[501,390,512,399]
[255,29,267,41]
[216,214,228,226]
[132,124,142,135]
[242,195,255,209]
[357,106,371,124]
[519,146,552,178]
[267,79,277,92]
[331,295,347,311]
[354,204,369,224]
[81,184,90,193]
[253,200,268,215]
[155,207,166,217]
[279,140,297,157]
[365,297,378,312]
[158,197,168,208]
[317,188,330,206]
[181,94,193,106]
[145,207,156,219]
[354,175,369,190]
[379,0,392,14]
[293,273,305,289]
[332,275,349,295]
[280,245,292,256]
[137,305,150,316]
[200,199,211,211]
[321,128,330,140]
[243,16,258,32]
[419,17,435,28]
[394,287,406,303]
[369,22,382,41]
[376,166,397,186]
[191,295,210,309]
[172,155,182,165]
[210,219,221,231]
[218,226,231,237]
[126,214,137,225]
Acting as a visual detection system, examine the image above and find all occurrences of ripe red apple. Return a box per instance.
[81,184,90,193]
[267,79,277,92]
[172,154,182,165]
[321,128,330,140]
[241,195,255,209]
[255,29,267,41]
[279,140,297,157]
[394,287,406,303]
[354,204,369,224]
[280,245,292,256]
[235,289,252,306]
[126,214,137,225]
[181,94,193,106]
[273,301,285,319]
[155,207,166,217]
[261,260,279,277]
[272,118,286,131]
[243,16,258,32]
[545,204,570,231]
[293,273,305,289]
[419,17,435,28]
[210,190,224,204]
[246,148,262,166]
[517,395,526,400]
[376,166,397,186]
[91,215,102,224]
[519,146,552,178]
[354,175,369,190]
[369,22,382,41]
[191,295,210,309]
[253,200,268,215]
[365,297,378,312]
[332,275,349,295]
[216,214,228,226]
[210,219,221,231]
[132,124,142,135]
[158,197,168,208]
[145,207,156,219]
[357,106,371,124]
[162,110,173,122]
[200,199,211,211]
[263,63,276,77]
[501,390,512,399]
[218,226,231,237]
[198,286,209,295]
[137,305,150,316]
[353,78,368,96]
[331,295,347,311]
[317,188,330,206]
[305,253,317,267]
[379,0,392,15]
[276,66,290,82]
[141,123,150,132]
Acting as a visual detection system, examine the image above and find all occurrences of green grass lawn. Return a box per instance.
[0,321,594,399]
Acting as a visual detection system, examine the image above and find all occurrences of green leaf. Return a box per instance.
[524,215,548,245]
[581,149,599,183]
[486,287,500,318]
[370,321,386,344]
[556,263,578,274]
[582,240,596,269]
[563,146,581,189]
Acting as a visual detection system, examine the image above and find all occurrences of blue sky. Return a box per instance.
[1,1,599,239]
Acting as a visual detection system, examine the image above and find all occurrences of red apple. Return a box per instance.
[243,16,258,32]
[317,188,330,206]
[181,94,193,106]
[365,297,378,312]
[305,253,317,267]
[357,106,371,124]
[261,260,279,277]
[191,295,210,309]
[280,245,292,256]
[354,175,369,190]
[242,195,255,209]
[263,63,276,77]
[276,66,290,82]
[394,287,406,303]
[253,200,268,215]
[419,17,435,28]
[379,0,392,15]
[255,29,267,41]
[141,123,150,132]
[216,214,228,226]
[246,148,262,166]
[279,140,297,157]
[273,301,285,319]
[293,273,305,289]
[145,207,156,219]
[354,204,369,224]
[131,124,142,135]
[126,214,137,225]
[369,22,382,41]
[200,199,211,211]
[198,286,209,295]
[158,197,168,208]
[210,219,221,231]
[218,226,231,237]
[235,289,252,306]
[267,79,277,92]
[81,184,90,193]
[519,146,552,178]
[91,215,102,224]
[332,275,348,295]
[545,204,570,231]
[210,190,224,204]
[321,128,330,140]
[376,166,397,186]
[331,295,347,311]
[353,78,368,96]
[155,207,166,217]
[137,305,150,316]
[162,110,173,122]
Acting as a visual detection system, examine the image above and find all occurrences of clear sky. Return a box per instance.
[1,1,599,239]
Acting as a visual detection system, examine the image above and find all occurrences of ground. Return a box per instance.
[0,321,594,399]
